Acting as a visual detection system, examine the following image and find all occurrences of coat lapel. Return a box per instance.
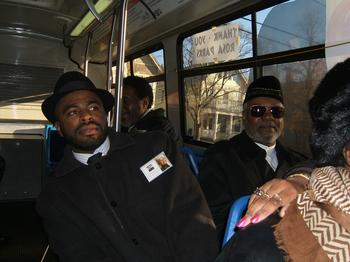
[275,143,291,178]
[230,132,268,188]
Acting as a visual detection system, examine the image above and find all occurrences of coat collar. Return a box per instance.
[231,131,266,160]
[54,128,135,177]
[232,131,289,167]
[131,108,165,130]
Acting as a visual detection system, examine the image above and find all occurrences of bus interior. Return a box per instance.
[0,0,346,260]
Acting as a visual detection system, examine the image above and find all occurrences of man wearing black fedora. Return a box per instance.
[37,71,219,261]
[199,75,307,245]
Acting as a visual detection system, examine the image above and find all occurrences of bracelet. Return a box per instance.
[288,173,310,191]
[288,173,310,181]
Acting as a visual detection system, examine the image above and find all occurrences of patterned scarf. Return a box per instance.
[297,166,350,262]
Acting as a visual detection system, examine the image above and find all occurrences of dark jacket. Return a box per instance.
[123,108,179,143]
[199,131,306,243]
[0,155,5,182]
[37,130,218,262]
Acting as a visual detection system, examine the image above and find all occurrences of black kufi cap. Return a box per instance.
[243,75,283,104]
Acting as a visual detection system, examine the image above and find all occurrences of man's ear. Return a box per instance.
[242,111,246,120]
[242,103,248,120]
[54,122,63,137]
[342,146,350,168]
[141,97,150,110]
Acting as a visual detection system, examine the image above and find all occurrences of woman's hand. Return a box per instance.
[236,176,307,228]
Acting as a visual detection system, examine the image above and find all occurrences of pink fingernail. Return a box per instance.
[251,214,260,224]
[237,217,248,228]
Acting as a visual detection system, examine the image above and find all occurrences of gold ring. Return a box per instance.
[253,187,270,198]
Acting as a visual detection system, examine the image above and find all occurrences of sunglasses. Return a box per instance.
[249,105,285,119]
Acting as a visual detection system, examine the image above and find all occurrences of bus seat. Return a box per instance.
[0,201,58,261]
[222,195,250,247]
[44,125,65,173]
[180,147,204,177]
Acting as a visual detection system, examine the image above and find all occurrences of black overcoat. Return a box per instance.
[199,131,306,243]
[37,130,218,262]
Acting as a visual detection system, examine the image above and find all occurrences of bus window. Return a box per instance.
[150,80,166,111]
[256,0,325,56]
[112,62,131,83]
[120,48,167,115]
[124,62,131,77]
[133,49,165,77]
[182,16,253,70]
[263,58,327,156]
[184,69,252,142]
[0,64,63,122]
[131,49,166,113]
[180,0,327,158]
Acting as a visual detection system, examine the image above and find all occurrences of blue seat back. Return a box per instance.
[180,146,203,177]
[44,124,65,172]
[222,195,250,247]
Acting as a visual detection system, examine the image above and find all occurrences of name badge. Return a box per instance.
[140,152,173,182]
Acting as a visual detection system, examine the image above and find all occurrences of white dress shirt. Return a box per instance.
[73,137,110,165]
[255,142,278,171]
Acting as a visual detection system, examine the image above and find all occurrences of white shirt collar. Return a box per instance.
[255,142,278,171]
[73,137,110,165]
[255,142,276,152]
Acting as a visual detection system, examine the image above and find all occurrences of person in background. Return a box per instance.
[219,58,350,262]
[199,75,307,244]
[121,76,179,143]
[37,71,218,262]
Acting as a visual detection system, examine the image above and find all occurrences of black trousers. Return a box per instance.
[216,214,284,262]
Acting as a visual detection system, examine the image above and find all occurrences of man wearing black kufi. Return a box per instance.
[199,75,307,245]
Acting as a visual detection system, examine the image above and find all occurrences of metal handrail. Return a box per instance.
[84,32,93,76]
[112,0,128,131]
[106,9,118,126]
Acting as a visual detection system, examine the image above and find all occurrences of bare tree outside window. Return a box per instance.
[182,17,253,142]
[184,70,250,141]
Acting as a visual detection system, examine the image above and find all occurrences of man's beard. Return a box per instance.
[62,121,108,152]
[245,122,281,146]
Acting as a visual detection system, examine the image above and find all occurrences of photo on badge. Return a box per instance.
[155,154,171,171]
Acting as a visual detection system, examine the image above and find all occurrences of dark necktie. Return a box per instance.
[87,152,102,165]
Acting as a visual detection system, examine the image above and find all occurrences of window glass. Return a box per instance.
[184,68,252,142]
[183,16,252,69]
[0,64,62,122]
[133,49,164,77]
[0,101,46,121]
[112,62,130,83]
[124,62,131,77]
[150,81,166,114]
[256,0,325,55]
[263,58,327,156]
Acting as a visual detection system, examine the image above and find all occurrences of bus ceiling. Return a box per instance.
[71,0,250,64]
[0,0,255,66]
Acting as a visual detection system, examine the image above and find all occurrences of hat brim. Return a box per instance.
[42,88,114,123]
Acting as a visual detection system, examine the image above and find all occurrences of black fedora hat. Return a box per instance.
[42,71,114,123]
